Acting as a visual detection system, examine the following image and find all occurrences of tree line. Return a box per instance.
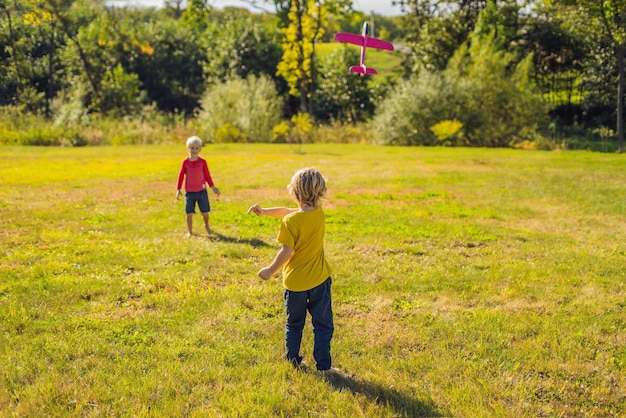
[0,0,624,151]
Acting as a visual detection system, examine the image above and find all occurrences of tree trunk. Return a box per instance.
[46,24,55,118]
[308,41,314,115]
[617,44,625,153]
[294,0,309,114]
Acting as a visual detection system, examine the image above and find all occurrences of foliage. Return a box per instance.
[276,0,327,114]
[196,74,283,143]
[309,120,374,143]
[0,104,193,146]
[92,64,143,117]
[404,14,468,74]
[569,0,626,152]
[127,18,205,114]
[398,0,483,76]
[1,0,625,144]
[370,72,450,146]
[181,0,211,30]
[372,32,549,147]
[201,17,283,87]
[313,46,374,122]
[430,119,463,144]
[518,3,586,111]
[271,112,313,146]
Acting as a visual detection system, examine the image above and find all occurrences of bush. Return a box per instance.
[372,33,549,147]
[314,47,374,123]
[196,74,283,143]
[0,105,191,146]
[370,72,453,146]
[311,121,374,144]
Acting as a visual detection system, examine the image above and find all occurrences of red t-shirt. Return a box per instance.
[177,157,214,192]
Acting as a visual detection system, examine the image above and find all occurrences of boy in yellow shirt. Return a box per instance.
[247,167,335,374]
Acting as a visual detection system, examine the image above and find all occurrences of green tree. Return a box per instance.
[181,0,211,30]
[372,31,548,147]
[276,0,326,114]
[0,0,61,113]
[398,0,484,75]
[314,45,373,122]
[202,16,282,85]
[518,6,586,112]
[128,18,205,113]
[446,31,548,146]
[571,0,626,152]
[93,63,142,116]
[49,0,106,108]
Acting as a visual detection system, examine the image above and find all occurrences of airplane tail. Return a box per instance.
[350,65,377,75]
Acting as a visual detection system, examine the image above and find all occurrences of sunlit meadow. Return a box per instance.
[1,144,625,417]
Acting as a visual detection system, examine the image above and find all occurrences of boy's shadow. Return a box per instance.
[322,371,445,417]
[209,232,270,248]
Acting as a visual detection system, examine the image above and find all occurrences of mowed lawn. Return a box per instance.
[1,144,625,417]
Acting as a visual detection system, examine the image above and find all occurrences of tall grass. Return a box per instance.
[1,144,625,417]
[0,106,374,147]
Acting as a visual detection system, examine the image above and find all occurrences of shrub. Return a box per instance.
[372,33,549,147]
[196,74,283,143]
[370,72,451,146]
[314,47,374,123]
[311,121,374,144]
[430,119,464,145]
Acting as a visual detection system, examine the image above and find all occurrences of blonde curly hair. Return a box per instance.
[288,167,327,208]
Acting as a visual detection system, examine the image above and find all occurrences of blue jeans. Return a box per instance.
[284,277,334,370]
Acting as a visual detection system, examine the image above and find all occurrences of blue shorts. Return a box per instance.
[185,190,210,214]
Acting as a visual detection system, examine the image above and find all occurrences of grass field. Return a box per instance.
[1,144,625,417]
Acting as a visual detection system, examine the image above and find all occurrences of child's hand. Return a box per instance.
[212,186,220,197]
[176,190,182,200]
[247,204,262,216]
[257,267,272,280]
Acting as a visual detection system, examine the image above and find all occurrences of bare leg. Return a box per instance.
[186,213,194,236]
[201,212,211,234]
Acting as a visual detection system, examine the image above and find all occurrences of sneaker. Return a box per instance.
[293,360,309,372]
[318,367,340,376]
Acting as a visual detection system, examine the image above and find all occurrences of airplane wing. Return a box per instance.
[334,32,365,46]
[366,37,394,51]
[334,32,394,51]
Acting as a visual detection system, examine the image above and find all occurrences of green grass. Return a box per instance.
[1,144,625,417]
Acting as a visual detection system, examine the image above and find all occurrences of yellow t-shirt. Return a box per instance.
[278,207,332,292]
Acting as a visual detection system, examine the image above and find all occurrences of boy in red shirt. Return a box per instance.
[176,136,220,236]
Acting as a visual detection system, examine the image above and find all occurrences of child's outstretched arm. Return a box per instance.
[258,245,293,280]
[247,205,297,218]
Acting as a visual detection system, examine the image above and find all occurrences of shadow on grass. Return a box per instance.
[209,232,271,248]
[322,371,445,417]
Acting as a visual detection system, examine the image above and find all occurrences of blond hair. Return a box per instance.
[288,167,327,208]
[186,136,202,148]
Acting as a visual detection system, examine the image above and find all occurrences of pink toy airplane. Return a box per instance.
[333,22,394,76]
